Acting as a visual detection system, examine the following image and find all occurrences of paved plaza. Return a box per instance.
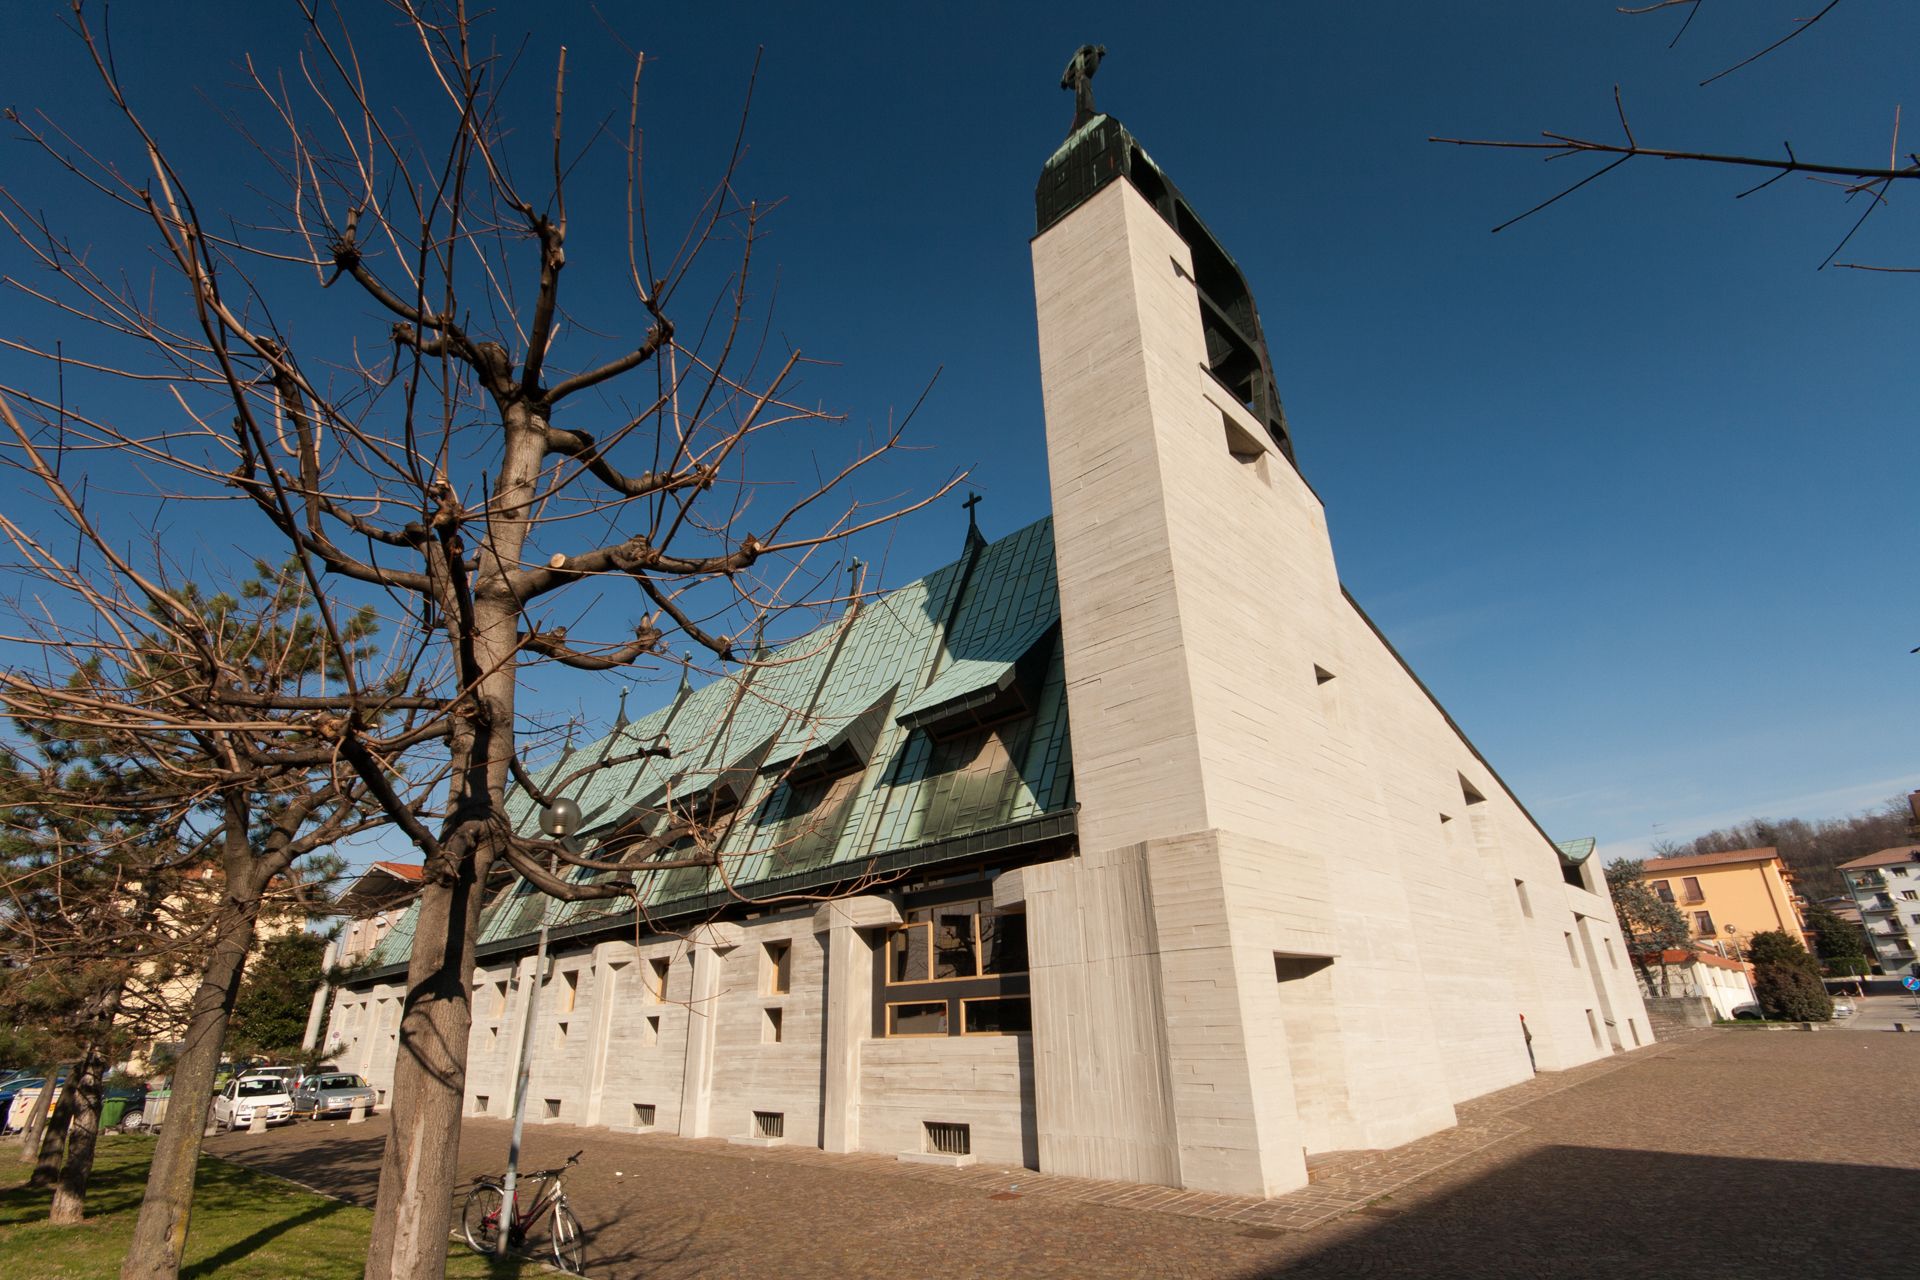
[209,1028,1919,1278]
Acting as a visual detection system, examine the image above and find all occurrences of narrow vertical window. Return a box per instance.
[764,941,792,996]
[1514,879,1532,919]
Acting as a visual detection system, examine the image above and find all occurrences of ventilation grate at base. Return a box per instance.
[924,1120,971,1156]
[753,1110,785,1140]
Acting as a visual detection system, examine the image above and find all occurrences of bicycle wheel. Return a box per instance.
[461,1184,505,1256]
[550,1204,586,1275]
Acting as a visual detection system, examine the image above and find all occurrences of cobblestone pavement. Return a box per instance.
[209,1029,1920,1278]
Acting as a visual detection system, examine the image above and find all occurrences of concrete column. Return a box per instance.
[677,924,741,1139]
[301,940,338,1052]
[357,997,382,1076]
[581,946,629,1128]
[501,954,538,1101]
[812,896,900,1153]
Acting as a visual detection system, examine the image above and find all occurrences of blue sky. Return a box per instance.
[1,2,1915,865]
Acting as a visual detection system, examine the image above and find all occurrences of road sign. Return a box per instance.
[1902,976,1920,992]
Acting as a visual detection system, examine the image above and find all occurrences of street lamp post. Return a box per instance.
[496,795,581,1259]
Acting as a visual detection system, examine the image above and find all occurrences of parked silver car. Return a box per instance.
[291,1072,377,1120]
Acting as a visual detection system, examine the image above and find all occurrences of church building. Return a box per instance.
[328,80,1649,1199]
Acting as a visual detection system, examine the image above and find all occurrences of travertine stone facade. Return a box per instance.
[327,113,1648,1200]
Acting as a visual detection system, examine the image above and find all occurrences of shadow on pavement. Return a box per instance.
[1247,1145,1918,1279]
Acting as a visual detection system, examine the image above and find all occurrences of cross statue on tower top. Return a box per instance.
[1060,44,1107,133]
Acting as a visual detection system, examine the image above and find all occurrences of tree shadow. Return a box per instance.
[179,1199,344,1278]
[1243,1146,1920,1279]
[0,1134,154,1225]
[209,1117,722,1277]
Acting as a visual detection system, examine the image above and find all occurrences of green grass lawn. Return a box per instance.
[0,1135,528,1279]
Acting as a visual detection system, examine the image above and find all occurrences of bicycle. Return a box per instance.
[461,1149,586,1275]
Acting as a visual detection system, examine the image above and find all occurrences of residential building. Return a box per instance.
[1636,848,1810,957]
[329,95,1649,1197]
[118,865,306,1075]
[332,862,425,966]
[1838,845,1920,976]
[1635,949,1756,1020]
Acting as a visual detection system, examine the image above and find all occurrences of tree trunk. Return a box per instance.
[365,422,535,1280]
[27,1068,79,1187]
[49,1043,107,1224]
[361,850,488,1280]
[121,852,264,1280]
[13,1064,59,1160]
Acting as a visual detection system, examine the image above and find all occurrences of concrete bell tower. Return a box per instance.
[1013,52,1563,1198]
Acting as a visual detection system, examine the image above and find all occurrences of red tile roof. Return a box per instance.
[1837,845,1920,871]
[1640,847,1782,874]
[370,861,424,881]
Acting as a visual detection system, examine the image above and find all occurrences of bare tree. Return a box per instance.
[1432,3,1916,270]
[0,442,422,1238]
[1,6,948,1276]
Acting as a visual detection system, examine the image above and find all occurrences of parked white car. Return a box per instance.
[211,1075,296,1130]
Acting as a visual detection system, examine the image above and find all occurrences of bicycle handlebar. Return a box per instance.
[523,1151,584,1181]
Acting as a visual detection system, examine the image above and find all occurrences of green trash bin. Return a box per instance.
[100,1097,128,1130]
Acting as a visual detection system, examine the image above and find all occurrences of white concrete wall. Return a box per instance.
[334,907,1036,1167]
[859,1036,1036,1167]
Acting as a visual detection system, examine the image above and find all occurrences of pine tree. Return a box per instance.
[1801,902,1871,978]
[1745,930,1833,1022]
[1605,858,1693,996]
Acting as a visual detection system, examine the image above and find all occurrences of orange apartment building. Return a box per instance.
[1638,847,1811,957]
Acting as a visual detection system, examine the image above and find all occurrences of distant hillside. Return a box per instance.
[1653,797,1914,904]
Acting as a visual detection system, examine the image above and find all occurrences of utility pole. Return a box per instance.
[497,794,581,1259]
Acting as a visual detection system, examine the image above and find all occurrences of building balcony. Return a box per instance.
[1863,899,1899,914]
[1853,872,1889,891]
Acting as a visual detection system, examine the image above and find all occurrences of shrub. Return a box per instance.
[1744,929,1832,1021]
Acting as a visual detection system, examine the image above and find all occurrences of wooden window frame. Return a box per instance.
[764,940,792,996]
[959,994,1032,1037]
[1681,876,1705,905]
[883,900,1027,987]
[884,915,982,987]
[883,1000,951,1038]
[874,889,1030,1038]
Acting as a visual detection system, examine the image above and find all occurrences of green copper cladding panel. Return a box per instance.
[466,517,1072,946]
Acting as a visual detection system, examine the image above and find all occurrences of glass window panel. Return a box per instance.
[889,923,931,984]
[962,996,1031,1036]
[980,909,1028,975]
[887,1001,949,1036]
[934,911,976,978]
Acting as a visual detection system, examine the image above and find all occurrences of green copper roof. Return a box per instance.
[1555,837,1598,864]
[422,516,1074,952]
